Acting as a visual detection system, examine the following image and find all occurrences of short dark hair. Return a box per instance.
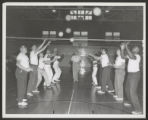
[20,45,26,49]
[20,45,27,52]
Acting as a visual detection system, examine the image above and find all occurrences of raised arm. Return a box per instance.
[88,53,101,61]
[120,43,127,59]
[125,42,136,59]
[36,39,48,52]
[36,41,51,54]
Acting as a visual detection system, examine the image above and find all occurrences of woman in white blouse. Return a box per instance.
[113,49,125,102]
[52,48,62,83]
[27,40,50,96]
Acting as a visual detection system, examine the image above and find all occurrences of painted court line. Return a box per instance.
[67,89,75,114]
[30,99,121,104]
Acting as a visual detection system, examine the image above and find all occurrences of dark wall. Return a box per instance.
[6,12,26,37]
[6,9,143,67]
[6,18,143,40]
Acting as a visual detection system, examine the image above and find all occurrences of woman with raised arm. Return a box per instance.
[120,42,142,114]
[113,48,125,102]
[88,52,99,87]
[92,59,99,87]
[27,39,51,96]
[43,49,55,87]
[89,48,114,94]
[15,45,33,107]
[35,52,49,92]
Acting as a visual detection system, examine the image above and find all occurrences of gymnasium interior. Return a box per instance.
[4,4,144,116]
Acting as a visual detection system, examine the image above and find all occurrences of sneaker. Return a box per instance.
[107,90,115,93]
[96,86,101,89]
[22,99,27,102]
[32,90,40,93]
[18,101,28,106]
[97,90,105,94]
[123,102,132,107]
[115,97,123,102]
[113,95,118,98]
[27,93,33,96]
[131,111,142,114]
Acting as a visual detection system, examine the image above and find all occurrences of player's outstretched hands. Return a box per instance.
[120,43,126,50]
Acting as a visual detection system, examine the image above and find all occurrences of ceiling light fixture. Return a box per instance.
[105,10,110,13]
[93,7,102,16]
[52,9,56,13]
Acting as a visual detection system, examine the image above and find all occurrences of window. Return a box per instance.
[70,9,92,21]
[50,31,56,37]
[113,32,120,40]
[73,31,88,38]
[81,31,88,36]
[105,32,113,39]
[42,31,49,38]
[42,31,49,35]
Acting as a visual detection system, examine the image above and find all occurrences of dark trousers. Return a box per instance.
[27,64,38,93]
[72,63,80,82]
[114,69,125,98]
[98,66,102,86]
[101,66,114,91]
[125,71,141,112]
[15,67,28,102]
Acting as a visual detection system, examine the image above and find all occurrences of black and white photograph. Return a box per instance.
[2,2,146,118]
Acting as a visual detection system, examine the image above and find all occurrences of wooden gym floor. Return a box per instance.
[5,67,143,114]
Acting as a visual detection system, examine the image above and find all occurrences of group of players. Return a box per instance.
[70,42,142,114]
[90,42,142,114]
[15,39,62,107]
[15,39,142,114]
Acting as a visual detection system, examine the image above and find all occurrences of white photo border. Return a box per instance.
[2,2,146,118]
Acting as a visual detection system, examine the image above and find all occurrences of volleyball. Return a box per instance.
[58,32,64,37]
[93,7,102,16]
[70,38,74,42]
[66,28,72,34]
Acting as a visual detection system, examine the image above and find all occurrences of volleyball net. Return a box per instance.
[6,36,143,42]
